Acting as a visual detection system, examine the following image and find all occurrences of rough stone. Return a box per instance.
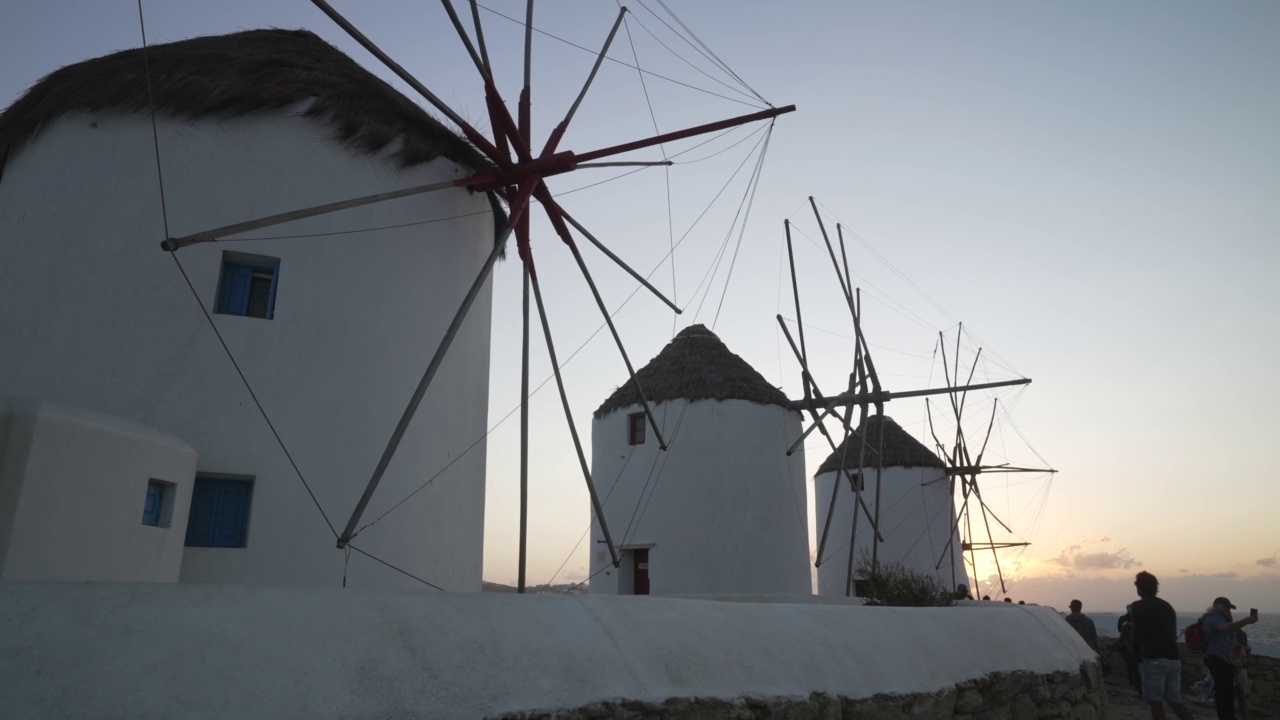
[490,662,1109,720]
[956,689,984,714]
[1010,693,1038,719]
[1028,676,1052,705]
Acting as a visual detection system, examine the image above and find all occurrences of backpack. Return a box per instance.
[1184,618,1207,651]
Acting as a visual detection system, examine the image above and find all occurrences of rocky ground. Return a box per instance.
[1103,673,1276,720]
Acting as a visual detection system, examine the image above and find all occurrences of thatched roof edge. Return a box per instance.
[0,28,496,183]
[594,324,792,418]
[815,415,945,475]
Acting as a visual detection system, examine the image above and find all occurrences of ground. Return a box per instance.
[1103,674,1274,720]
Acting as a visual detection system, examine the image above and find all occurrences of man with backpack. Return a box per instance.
[1201,597,1259,720]
[1128,571,1195,720]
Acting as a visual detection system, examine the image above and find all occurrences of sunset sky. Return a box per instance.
[4,1,1277,612]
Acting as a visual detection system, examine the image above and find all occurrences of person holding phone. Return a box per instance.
[1201,597,1259,720]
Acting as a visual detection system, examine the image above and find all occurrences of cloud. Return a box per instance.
[1074,552,1137,570]
[1259,557,1277,568]
[556,567,589,583]
[1044,541,1139,573]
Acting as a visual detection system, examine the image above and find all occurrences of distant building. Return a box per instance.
[813,415,967,596]
[588,325,810,595]
[0,30,501,591]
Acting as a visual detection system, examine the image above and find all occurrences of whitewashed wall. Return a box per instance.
[589,400,811,595]
[0,582,1100,719]
[0,398,197,582]
[814,465,968,595]
[0,107,495,591]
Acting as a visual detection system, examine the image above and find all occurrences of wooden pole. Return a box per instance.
[548,207,668,449]
[541,7,627,156]
[787,378,1031,413]
[160,179,459,251]
[777,317,884,546]
[336,225,510,548]
[439,0,489,81]
[309,0,497,158]
[468,0,493,78]
[542,197,681,313]
[517,265,530,593]
[527,257,620,567]
[784,221,811,403]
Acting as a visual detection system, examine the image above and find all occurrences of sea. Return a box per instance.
[1087,611,1280,659]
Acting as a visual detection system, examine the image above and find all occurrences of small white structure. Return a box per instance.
[0,397,197,582]
[589,325,810,595]
[0,30,500,591]
[814,415,968,596]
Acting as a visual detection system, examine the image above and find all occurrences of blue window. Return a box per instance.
[142,480,167,526]
[216,253,279,319]
[185,477,253,548]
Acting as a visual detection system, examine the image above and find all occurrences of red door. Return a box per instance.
[633,548,650,595]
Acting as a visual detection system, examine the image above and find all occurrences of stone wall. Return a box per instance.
[497,663,1107,720]
[1102,638,1280,716]
[1179,645,1280,717]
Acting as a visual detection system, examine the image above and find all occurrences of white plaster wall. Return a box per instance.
[814,466,968,595]
[0,107,495,591]
[589,400,811,595]
[0,582,1099,719]
[0,398,196,582]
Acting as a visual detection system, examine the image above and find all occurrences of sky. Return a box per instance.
[3,1,1278,612]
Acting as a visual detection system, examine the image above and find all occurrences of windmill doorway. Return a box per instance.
[619,546,651,595]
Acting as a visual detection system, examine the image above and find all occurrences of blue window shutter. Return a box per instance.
[265,265,278,319]
[142,482,163,526]
[185,482,217,545]
[218,264,253,315]
[213,481,251,547]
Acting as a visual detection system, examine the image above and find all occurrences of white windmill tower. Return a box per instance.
[813,415,965,595]
[588,324,810,596]
[0,2,796,591]
[779,198,1042,599]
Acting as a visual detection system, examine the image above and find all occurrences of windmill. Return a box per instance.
[778,197,1039,597]
[152,1,794,592]
[925,325,1058,597]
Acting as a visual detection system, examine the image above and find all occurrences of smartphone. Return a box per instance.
[1251,608,1259,619]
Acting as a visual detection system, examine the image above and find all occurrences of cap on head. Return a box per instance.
[1069,599,1082,611]
[1213,596,1237,610]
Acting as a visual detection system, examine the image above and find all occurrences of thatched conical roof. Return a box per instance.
[594,324,790,418]
[0,28,494,178]
[815,415,944,475]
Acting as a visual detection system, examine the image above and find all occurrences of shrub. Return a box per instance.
[855,553,954,607]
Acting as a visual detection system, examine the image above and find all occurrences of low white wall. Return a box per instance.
[0,398,196,582]
[0,582,1097,719]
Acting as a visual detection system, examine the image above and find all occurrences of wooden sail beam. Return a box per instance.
[335,219,513,549]
[962,542,1030,551]
[776,317,885,551]
[788,377,1030,413]
[160,105,795,252]
[945,465,1058,476]
[310,0,501,159]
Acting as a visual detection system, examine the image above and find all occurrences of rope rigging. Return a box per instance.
[476,2,768,109]
[137,0,340,542]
